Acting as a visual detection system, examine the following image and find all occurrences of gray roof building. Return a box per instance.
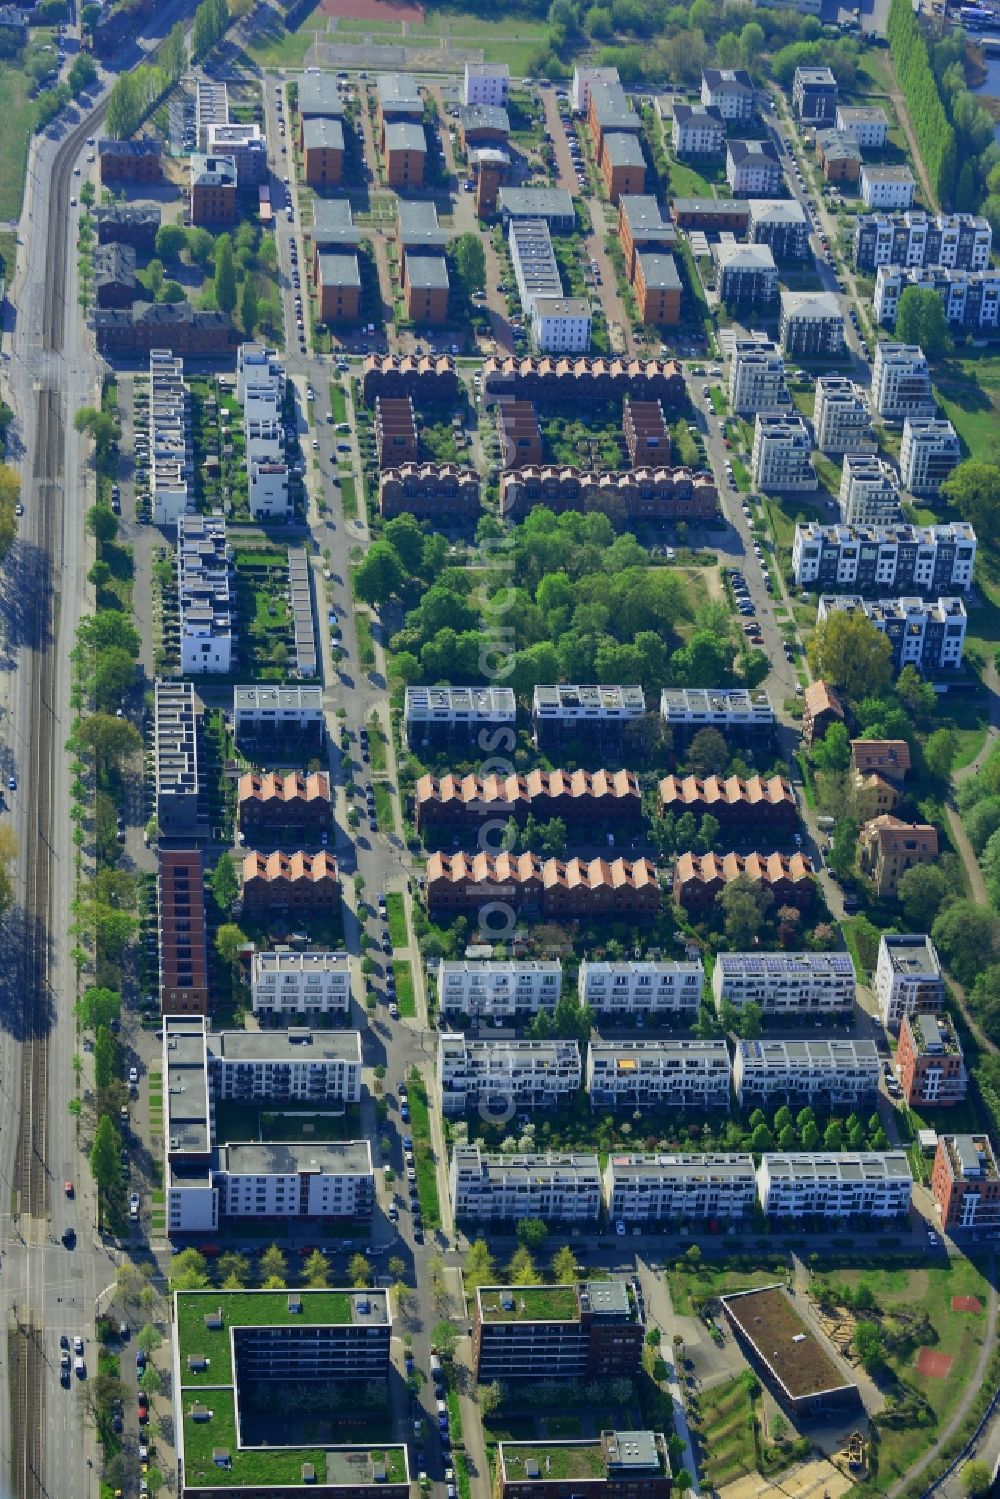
[405,253,450,290]
[302,117,345,153]
[604,133,646,169]
[312,197,364,248]
[636,251,681,290]
[498,186,576,231]
[458,103,510,135]
[384,120,426,154]
[298,73,345,118]
[318,251,361,289]
[397,199,447,248]
[590,81,640,134]
[377,72,422,116]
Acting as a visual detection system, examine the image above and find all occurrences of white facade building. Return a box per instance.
[813,376,876,457]
[861,165,916,210]
[817,594,967,674]
[450,1145,602,1223]
[439,1035,582,1115]
[876,933,945,1028]
[835,104,889,147]
[792,520,977,593]
[438,960,562,1020]
[672,104,725,157]
[234,684,324,743]
[238,342,291,521]
[249,458,291,519]
[150,351,193,528]
[701,69,755,123]
[463,61,509,108]
[215,1141,374,1220]
[757,1153,913,1219]
[712,951,855,1015]
[251,949,352,1017]
[871,343,936,420]
[733,1038,881,1107]
[578,959,703,1019]
[726,139,783,195]
[660,687,775,737]
[531,296,592,354]
[586,1039,731,1111]
[839,456,902,526]
[900,417,961,497]
[728,338,792,417]
[210,1030,362,1106]
[752,413,817,491]
[875,265,1000,332]
[177,513,233,674]
[854,211,992,273]
[604,1153,757,1223]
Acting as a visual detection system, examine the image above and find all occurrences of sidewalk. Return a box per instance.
[636,1257,701,1497]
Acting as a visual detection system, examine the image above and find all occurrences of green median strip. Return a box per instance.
[393,960,416,1019]
[407,1067,441,1229]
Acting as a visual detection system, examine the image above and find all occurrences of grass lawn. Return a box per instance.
[393,959,416,1019]
[328,382,347,425]
[666,1261,787,1317]
[697,1375,757,1490]
[934,356,1000,462]
[406,1065,441,1227]
[367,715,387,773]
[0,56,37,222]
[340,475,359,521]
[708,386,726,416]
[385,892,407,948]
[666,156,725,199]
[731,457,750,492]
[373,781,393,831]
[354,608,375,670]
[0,230,17,284]
[242,2,326,68]
[831,1261,992,1491]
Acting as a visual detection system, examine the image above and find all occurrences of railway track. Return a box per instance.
[7,1322,46,1499]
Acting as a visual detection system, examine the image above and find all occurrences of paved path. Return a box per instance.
[637,1257,702,1497]
[887,1259,998,1499]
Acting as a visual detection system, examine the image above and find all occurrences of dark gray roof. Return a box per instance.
[405,251,450,291]
[498,187,575,223]
[99,138,162,158]
[727,138,780,167]
[590,81,639,133]
[318,251,361,289]
[378,72,422,113]
[312,197,363,247]
[397,199,447,248]
[93,242,137,288]
[604,132,646,168]
[384,120,426,154]
[636,251,681,291]
[817,129,862,162]
[191,153,237,188]
[458,103,510,135]
[298,73,345,117]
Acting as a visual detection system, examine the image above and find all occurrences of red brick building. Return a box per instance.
[425,852,659,921]
[99,138,163,186]
[375,395,418,468]
[500,465,717,523]
[601,133,646,205]
[858,816,939,899]
[189,154,238,226]
[673,850,815,913]
[897,1012,967,1107]
[623,400,671,467]
[415,769,642,834]
[473,1281,643,1383]
[498,401,543,468]
[499,1433,670,1499]
[362,354,457,406]
[158,849,210,1015]
[301,117,344,187]
[237,771,332,836]
[480,356,686,409]
[658,774,798,831]
[240,851,340,917]
[670,198,751,233]
[618,196,676,282]
[816,128,862,184]
[94,304,240,359]
[317,251,361,324]
[384,122,427,188]
[378,463,480,520]
[931,1135,1000,1234]
[633,252,681,326]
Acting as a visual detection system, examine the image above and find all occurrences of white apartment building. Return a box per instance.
[733,1038,881,1108]
[871,343,936,420]
[438,1035,582,1116]
[876,932,946,1028]
[450,1144,602,1223]
[404,685,517,748]
[712,951,855,1015]
[605,1153,756,1223]
[438,960,562,1020]
[237,341,286,404]
[210,1030,362,1106]
[701,69,755,124]
[578,959,704,1019]
[251,949,352,1017]
[728,339,792,417]
[531,296,592,354]
[817,594,968,673]
[875,265,1000,332]
[150,351,193,528]
[752,413,818,492]
[233,684,324,743]
[586,1039,732,1111]
[813,376,876,457]
[900,417,961,497]
[854,211,992,273]
[757,1153,913,1219]
[571,65,620,115]
[660,687,775,738]
[792,520,977,593]
[835,104,889,147]
[672,103,725,157]
[726,138,783,195]
[177,513,233,674]
[463,61,509,107]
[779,289,845,358]
[861,164,916,210]
[215,1140,374,1220]
[839,456,902,526]
[249,458,291,519]
[532,684,645,743]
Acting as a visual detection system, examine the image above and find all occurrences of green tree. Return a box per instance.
[171,1248,210,1289]
[186,227,214,268]
[259,1244,287,1286]
[802,1119,821,1150]
[155,223,188,261]
[895,285,950,357]
[551,1245,578,1283]
[68,53,98,96]
[933,900,1000,986]
[89,1114,120,1197]
[508,1245,538,1284]
[808,609,893,700]
[136,1323,163,1356]
[85,504,118,545]
[854,1320,885,1375]
[146,258,165,300]
[94,1026,117,1089]
[941,462,1000,546]
[453,231,486,295]
[216,923,248,973]
[812,721,851,774]
[349,1252,373,1287]
[751,1123,773,1151]
[304,1250,331,1287]
[463,1239,496,1291]
[213,234,237,315]
[217,1251,250,1288]
[824,1120,844,1150]
[516,1218,548,1251]
[355,541,405,608]
[432,1321,459,1360]
[962,1461,993,1498]
[161,19,188,80]
[897,863,950,929]
[687,726,728,776]
[75,986,121,1031]
[719,876,773,948]
[240,276,259,337]
[210,853,239,913]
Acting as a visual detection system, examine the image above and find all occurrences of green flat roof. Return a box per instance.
[479,1284,580,1322]
[502,1442,609,1481]
[178,1290,356,1385]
